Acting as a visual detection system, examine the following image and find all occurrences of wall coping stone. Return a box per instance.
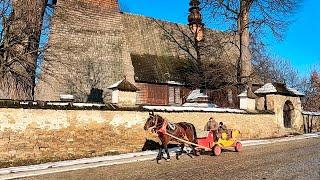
[0,100,275,115]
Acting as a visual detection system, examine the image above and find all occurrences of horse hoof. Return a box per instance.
[166,158,171,162]
[176,155,180,160]
[156,159,161,164]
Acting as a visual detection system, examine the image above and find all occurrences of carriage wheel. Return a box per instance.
[235,142,243,152]
[212,145,221,156]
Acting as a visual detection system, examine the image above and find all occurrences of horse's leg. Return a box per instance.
[163,135,170,161]
[187,125,199,156]
[180,143,185,154]
[164,144,170,161]
[191,145,200,156]
[156,145,163,163]
[176,143,184,160]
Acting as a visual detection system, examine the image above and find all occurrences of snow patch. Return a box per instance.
[73,103,105,107]
[238,90,248,97]
[108,79,123,89]
[182,102,218,108]
[254,83,277,94]
[302,111,320,116]
[186,89,208,101]
[287,87,305,96]
[143,105,245,113]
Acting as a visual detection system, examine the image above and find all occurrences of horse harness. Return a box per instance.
[155,119,187,140]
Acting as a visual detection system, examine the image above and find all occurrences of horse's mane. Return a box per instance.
[154,114,166,122]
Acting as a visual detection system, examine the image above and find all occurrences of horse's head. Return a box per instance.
[144,112,158,131]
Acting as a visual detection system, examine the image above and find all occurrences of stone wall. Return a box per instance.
[0,107,284,167]
[265,95,303,130]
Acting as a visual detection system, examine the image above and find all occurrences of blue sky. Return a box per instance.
[119,0,320,77]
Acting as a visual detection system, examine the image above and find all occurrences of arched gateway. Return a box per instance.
[255,83,305,130]
[283,101,294,128]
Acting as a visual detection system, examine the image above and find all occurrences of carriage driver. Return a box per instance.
[205,117,218,131]
[204,117,219,141]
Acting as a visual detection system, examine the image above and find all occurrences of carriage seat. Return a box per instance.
[219,129,240,140]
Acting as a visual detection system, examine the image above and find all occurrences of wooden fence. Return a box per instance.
[302,111,320,133]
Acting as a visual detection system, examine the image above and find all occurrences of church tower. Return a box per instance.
[36,0,134,102]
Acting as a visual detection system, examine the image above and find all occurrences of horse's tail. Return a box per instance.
[191,124,197,144]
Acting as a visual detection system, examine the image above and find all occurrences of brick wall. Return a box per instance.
[0,107,285,167]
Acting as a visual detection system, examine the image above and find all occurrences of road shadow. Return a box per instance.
[142,139,179,151]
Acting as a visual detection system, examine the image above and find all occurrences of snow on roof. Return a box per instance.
[254,83,277,94]
[73,103,106,107]
[302,111,320,116]
[186,89,208,101]
[47,102,69,106]
[108,79,123,89]
[182,102,218,108]
[19,101,38,105]
[143,105,246,113]
[108,79,138,91]
[287,87,305,96]
[238,90,248,97]
[60,94,74,100]
[166,81,183,85]
[254,83,304,96]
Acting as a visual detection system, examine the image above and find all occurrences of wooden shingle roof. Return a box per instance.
[131,54,197,85]
[254,83,304,97]
[108,79,139,92]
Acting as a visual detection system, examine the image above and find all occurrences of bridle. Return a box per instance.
[147,115,165,133]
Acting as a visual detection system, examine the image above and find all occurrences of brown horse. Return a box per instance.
[144,112,198,163]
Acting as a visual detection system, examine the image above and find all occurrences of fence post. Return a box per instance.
[310,116,313,133]
[303,115,307,133]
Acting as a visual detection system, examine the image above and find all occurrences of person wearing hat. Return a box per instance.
[219,122,231,139]
[219,122,227,132]
[204,117,219,141]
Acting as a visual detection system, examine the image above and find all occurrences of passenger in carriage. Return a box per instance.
[218,122,227,132]
[219,122,231,139]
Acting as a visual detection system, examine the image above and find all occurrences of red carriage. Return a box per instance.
[144,113,243,162]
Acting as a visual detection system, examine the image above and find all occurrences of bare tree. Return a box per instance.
[152,19,238,90]
[252,50,301,88]
[147,0,240,91]
[303,71,320,111]
[64,56,110,102]
[201,0,301,86]
[0,0,54,100]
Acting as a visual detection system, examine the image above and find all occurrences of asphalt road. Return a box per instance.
[19,137,320,180]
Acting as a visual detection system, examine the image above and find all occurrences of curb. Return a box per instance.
[0,133,319,179]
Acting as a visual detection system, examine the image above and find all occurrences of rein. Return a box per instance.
[147,115,167,134]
